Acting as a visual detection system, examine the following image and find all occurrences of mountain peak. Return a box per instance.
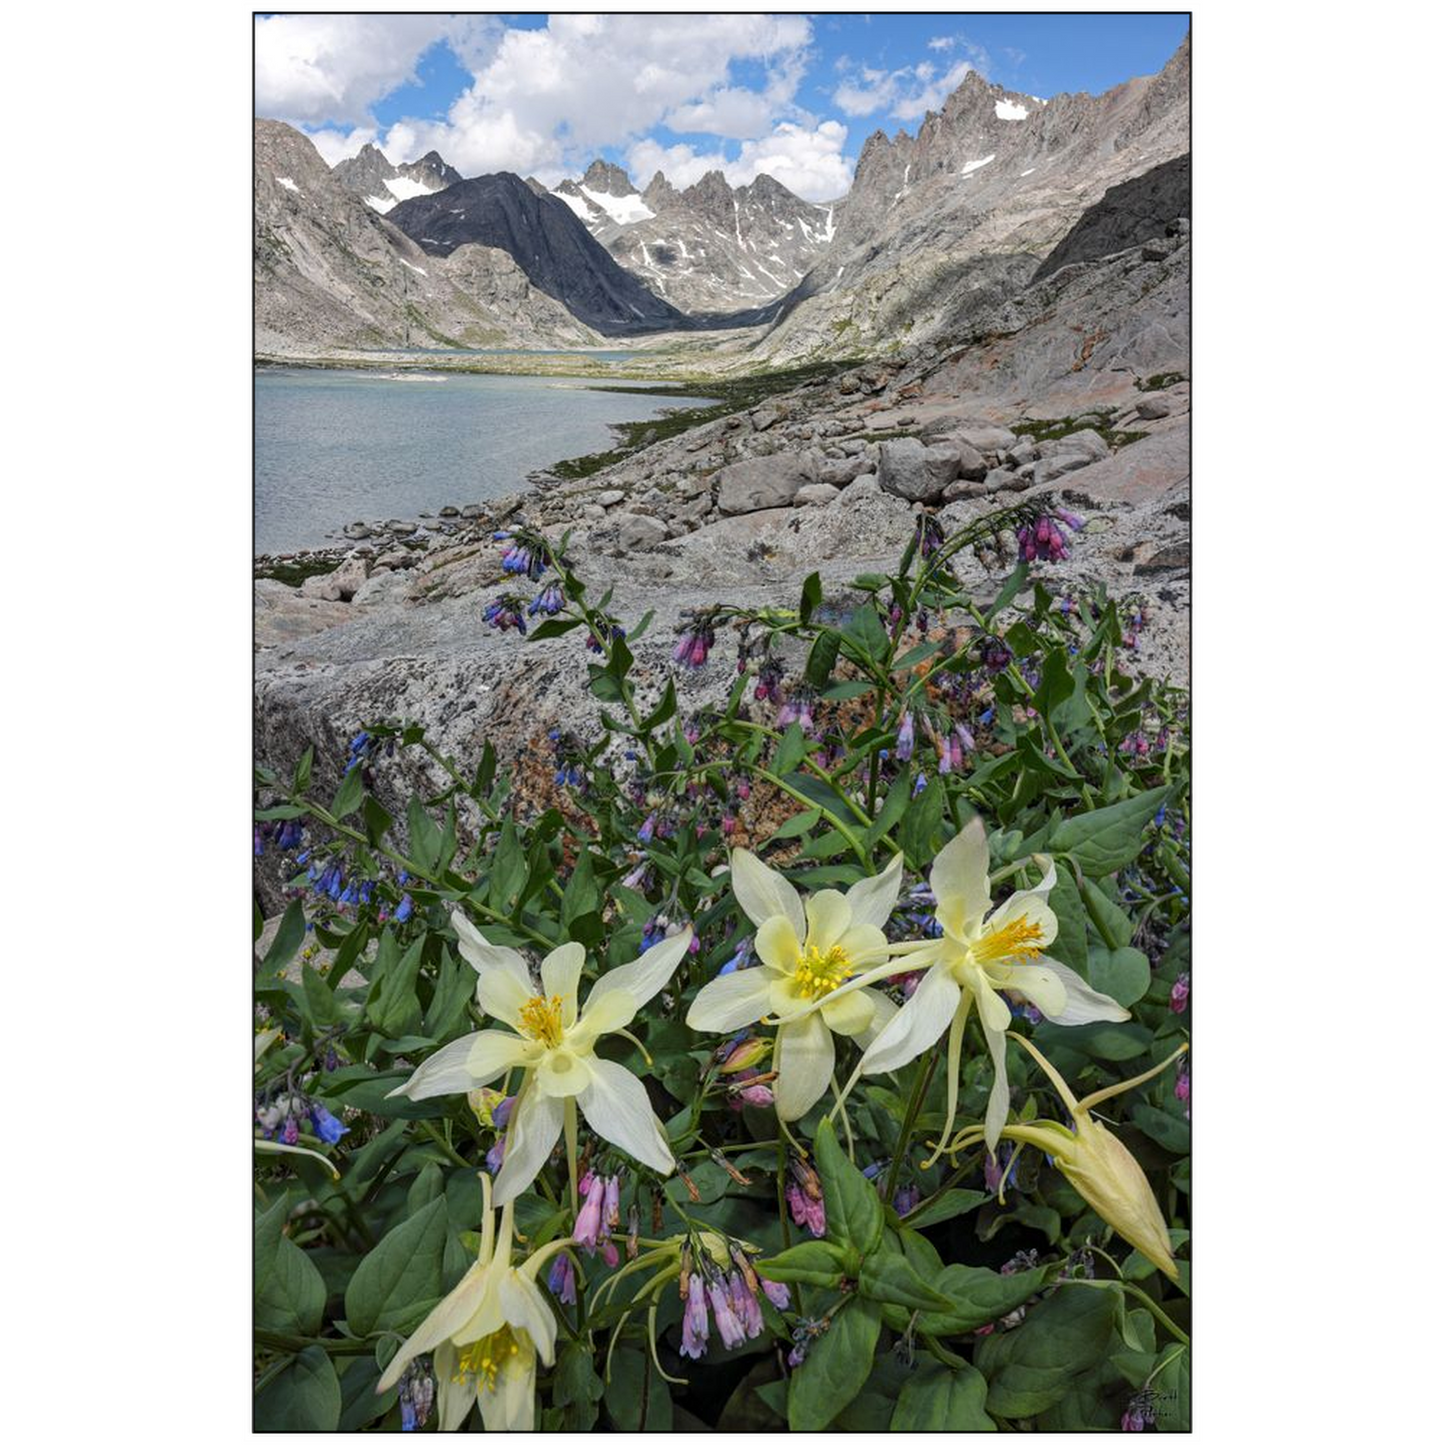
[580,159,636,196]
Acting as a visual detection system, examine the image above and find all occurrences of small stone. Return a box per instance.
[615,512,669,550]
[594,489,625,507]
[342,522,371,540]
[439,505,461,518]
[1136,396,1171,420]
[1033,453,1095,485]
[941,479,988,502]
[461,504,483,518]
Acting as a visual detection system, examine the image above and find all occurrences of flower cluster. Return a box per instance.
[678,1242,785,1359]
[483,594,529,634]
[673,611,718,669]
[1016,507,1083,563]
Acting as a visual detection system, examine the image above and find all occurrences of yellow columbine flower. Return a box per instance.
[685,848,903,1120]
[845,818,1129,1155]
[391,915,693,1204]
[377,1174,569,1430]
[954,1033,1188,1281]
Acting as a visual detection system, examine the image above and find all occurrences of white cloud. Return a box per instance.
[304,126,378,167]
[626,120,852,203]
[254,14,457,127]
[833,55,980,123]
[386,14,813,178]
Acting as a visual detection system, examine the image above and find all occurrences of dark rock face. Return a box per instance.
[389,173,687,335]
[1033,155,1191,281]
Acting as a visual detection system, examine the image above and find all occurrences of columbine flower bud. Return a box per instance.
[718,1036,771,1074]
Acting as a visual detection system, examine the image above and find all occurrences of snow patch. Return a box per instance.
[364,194,395,214]
[401,260,428,277]
[959,155,996,177]
[276,177,299,193]
[579,185,654,226]
[1019,168,1036,178]
[383,176,435,203]
[552,189,597,223]
[995,99,1029,121]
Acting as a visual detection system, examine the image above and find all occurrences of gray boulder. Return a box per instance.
[1039,428,1109,463]
[1136,396,1171,420]
[716,453,816,515]
[878,438,958,503]
[817,452,876,488]
[794,483,841,507]
[1007,439,1040,466]
[615,512,669,550]
[1033,452,1095,485]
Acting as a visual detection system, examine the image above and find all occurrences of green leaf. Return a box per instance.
[366,935,425,1037]
[800,570,823,622]
[773,723,807,776]
[904,1188,989,1230]
[976,1283,1118,1417]
[344,1196,450,1337]
[406,797,444,876]
[489,821,527,913]
[787,1299,882,1430]
[984,561,1030,622]
[331,766,364,820]
[362,795,393,846]
[1088,945,1151,1008]
[423,947,473,1039]
[292,746,314,794]
[555,1337,604,1429]
[299,961,339,1028]
[768,806,821,842]
[858,1251,951,1310]
[641,680,677,732]
[1046,867,1089,973]
[864,773,913,849]
[804,630,842,689]
[254,1196,326,1336]
[604,1347,674,1431]
[845,604,889,659]
[1049,786,1172,877]
[254,1346,341,1431]
[561,850,598,928]
[755,1240,846,1288]
[261,899,307,977]
[911,1262,1050,1337]
[814,1115,883,1256]
[1080,876,1135,950]
[900,779,944,868]
[892,1358,995,1431]
[1131,1102,1191,1155]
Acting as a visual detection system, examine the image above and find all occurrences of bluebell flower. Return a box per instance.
[395,893,413,923]
[310,1103,349,1145]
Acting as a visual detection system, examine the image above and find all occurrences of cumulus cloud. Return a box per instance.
[832,54,980,122]
[385,14,813,177]
[304,126,379,167]
[254,13,459,127]
[626,120,852,203]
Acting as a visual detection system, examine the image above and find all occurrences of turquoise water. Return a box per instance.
[255,368,715,554]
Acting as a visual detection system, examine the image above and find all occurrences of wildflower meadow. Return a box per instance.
[254,499,1191,1431]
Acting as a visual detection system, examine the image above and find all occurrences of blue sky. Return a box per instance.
[255,12,1189,200]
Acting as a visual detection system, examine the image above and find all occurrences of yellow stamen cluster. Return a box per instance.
[794,944,852,1000]
[517,993,565,1047]
[972,916,1045,966]
[454,1326,519,1393]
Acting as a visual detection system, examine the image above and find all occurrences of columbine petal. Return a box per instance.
[686,968,774,1032]
[731,848,806,939]
[432,1341,475,1431]
[930,818,991,939]
[541,943,586,1026]
[492,1089,566,1206]
[584,928,692,1013]
[859,962,961,1075]
[389,1030,532,1101]
[377,1262,490,1390]
[836,922,890,969]
[982,1020,1011,1153]
[774,1012,836,1121]
[803,889,852,953]
[571,987,641,1047]
[754,914,802,972]
[821,987,876,1037]
[475,966,536,1030]
[857,988,898,1049]
[1038,958,1132,1024]
[999,963,1069,1019]
[843,850,904,930]
[532,1047,595,1099]
[453,912,533,994]
[577,1058,675,1174]
[498,1271,558,1367]
[975,977,1014,1034]
[483,1346,537,1432]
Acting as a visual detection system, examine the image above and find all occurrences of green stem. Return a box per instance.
[564,1098,580,1219]
[885,1052,939,1202]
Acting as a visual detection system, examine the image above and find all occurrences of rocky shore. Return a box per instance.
[256,232,1190,834]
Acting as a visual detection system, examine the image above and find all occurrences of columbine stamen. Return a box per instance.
[517,994,565,1047]
[793,944,852,1000]
[454,1327,520,1394]
[971,917,1045,966]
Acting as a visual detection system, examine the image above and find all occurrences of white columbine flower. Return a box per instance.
[391,914,693,1204]
[686,849,903,1120]
[376,1173,568,1431]
[856,818,1128,1153]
